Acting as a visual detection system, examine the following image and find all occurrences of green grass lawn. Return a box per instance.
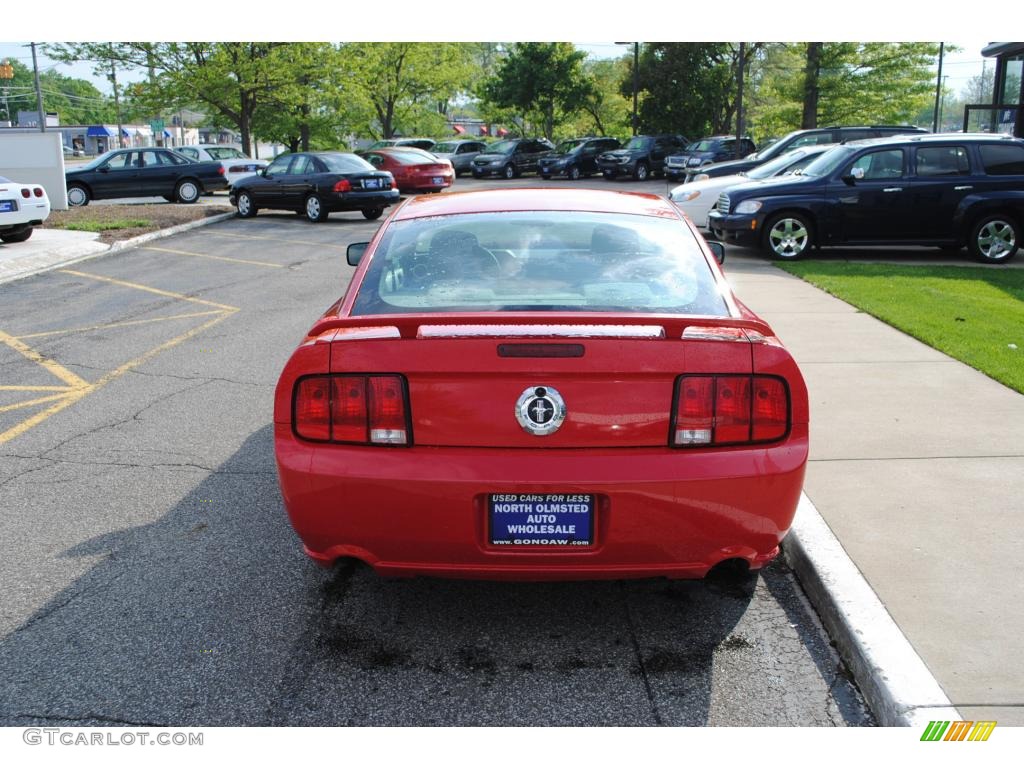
[53,219,151,233]
[776,262,1024,394]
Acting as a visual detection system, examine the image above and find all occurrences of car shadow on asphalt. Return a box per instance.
[0,426,869,726]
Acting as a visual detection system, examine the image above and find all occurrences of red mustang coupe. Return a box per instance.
[356,147,454,193]
[274,188,809,581]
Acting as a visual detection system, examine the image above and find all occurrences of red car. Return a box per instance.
[357,147,454,193]
[274,188,809,581]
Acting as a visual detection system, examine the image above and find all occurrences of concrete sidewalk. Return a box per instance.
[726,251,1024,726]
[0,228,108,285]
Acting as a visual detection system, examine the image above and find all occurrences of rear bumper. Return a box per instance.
[275,423,808,580]
[328,190,400,210]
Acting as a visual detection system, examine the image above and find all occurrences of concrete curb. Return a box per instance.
[0,211,235,287]
[782,493,961,727]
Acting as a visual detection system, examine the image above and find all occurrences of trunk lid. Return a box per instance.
[326,317,759,449]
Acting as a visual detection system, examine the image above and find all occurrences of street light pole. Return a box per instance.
[932,42,945,133]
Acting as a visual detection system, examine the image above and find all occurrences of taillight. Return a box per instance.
[390,177,398,189]
[21,188,30,198]
[33,187,44,197]
[671,375,788,447]
[333,179,352,193]
[294,374,410,446]
[217,166,226,175]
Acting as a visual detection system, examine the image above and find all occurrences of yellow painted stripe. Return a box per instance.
[59,269,239,311]
[202,231,345,249]
[141,245,283,268]
[0,389,89,446]
[14,310,224,340]
[0,385,74,392]
[0,393,73,413]
[0,311,235,447]
[0,330,90,389]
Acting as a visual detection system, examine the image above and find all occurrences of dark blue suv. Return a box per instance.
[706,133,1024,264]
[665,136,756,181]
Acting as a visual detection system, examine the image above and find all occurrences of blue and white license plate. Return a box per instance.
[0,200,16,213]
[489,493,594,546]
[432,176,444,185]
[363,178,380,189]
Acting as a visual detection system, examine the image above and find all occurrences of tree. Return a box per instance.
[342,43,476,139]
[574,58,632,137]
[0,58,114,125]
[481,43,592,139]
[626,43,744,139]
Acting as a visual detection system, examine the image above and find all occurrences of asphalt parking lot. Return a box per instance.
[0,175,872,726]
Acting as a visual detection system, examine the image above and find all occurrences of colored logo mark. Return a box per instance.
[920,720,996,742]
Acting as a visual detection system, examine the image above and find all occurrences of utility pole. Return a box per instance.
[109,52,124,148]
[632,42,640,136]
[735,42,746,158]
[30,43,45,131]
[932,42,945,133]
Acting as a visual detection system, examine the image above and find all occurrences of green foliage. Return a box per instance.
[628,43,740,138]
[745,43,941,140]
[480,43,592,139]
[0,57,114,124]
[341,43,477,139]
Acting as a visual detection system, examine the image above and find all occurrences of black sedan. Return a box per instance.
[65,148,228,206]
[229,152,400,222]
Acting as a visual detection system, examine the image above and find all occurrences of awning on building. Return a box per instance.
[163,129,173,138]
[121,128,135,138]
[86,125,115,137]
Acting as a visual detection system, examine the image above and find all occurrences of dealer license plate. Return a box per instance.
[432,176,444,185]
[489,493,594,547]
[0,200,16,213]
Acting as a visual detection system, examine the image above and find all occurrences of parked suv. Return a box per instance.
[666,136,756,181]
[537,137,622,180]
[706,133,1024,264]
[597,134,688,181]
[431,139,488,177]
[471,138,553,178]
[684,125,927,184]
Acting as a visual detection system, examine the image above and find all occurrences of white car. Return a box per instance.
[174,145,268,188]
[0,176,50,243]
[668,144,835,228]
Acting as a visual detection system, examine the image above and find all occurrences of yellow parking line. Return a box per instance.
[14,310,225,341]
[141,245,284,268]
[0,311,235,447]
[59,269,239,312]
[202,231,345,249]
[0,385,75,392]
[0,330,90,389]
[0,393,72,414]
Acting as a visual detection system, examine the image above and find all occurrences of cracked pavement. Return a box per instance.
[0,182,873,726]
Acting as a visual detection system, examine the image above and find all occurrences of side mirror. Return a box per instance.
[706,240,725,265]
[347,242,369,267]
[842,166,865,185]
[98,166,110,173]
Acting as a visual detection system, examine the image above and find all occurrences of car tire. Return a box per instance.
[764,212,814,261]
[0,226,33,243]
[235,190,258,218]
[66,183,90,207]
[304,194,329,223]
[175,179,201,204]
[362,207,384,220]
[633,162,649,181]
[969,214,1020,264]
[503,164,515,180]
[567,165,581,181]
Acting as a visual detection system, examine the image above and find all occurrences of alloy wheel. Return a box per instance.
[177,181,199,203]
[977,219,1017,260]
[306,196,321,221]
[768,217,810,259]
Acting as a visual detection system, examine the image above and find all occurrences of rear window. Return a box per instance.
[319,154,376,173]
[979,144,1024,176]
[389,150,438,165]
[205,147,247,160]
[351,212,728,316]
